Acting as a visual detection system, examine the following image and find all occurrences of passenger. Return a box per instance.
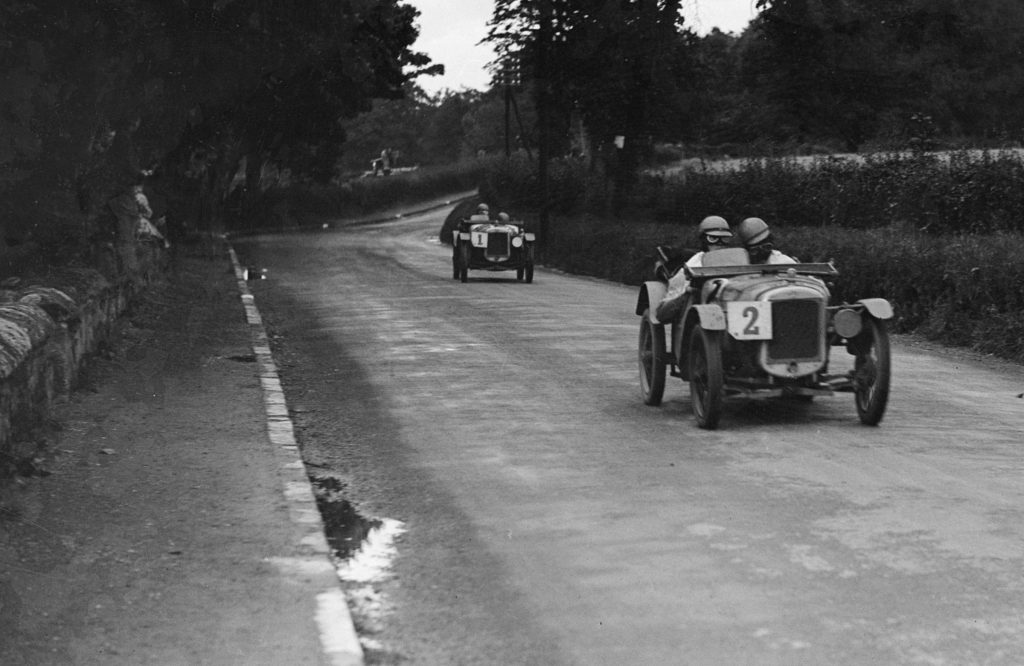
[735,217,797,264]
[655,215,733,322]
[497,212,511,223]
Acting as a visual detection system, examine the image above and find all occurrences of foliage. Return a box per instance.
[474,1,1024,159]
[336,85,538,175]
[507,148,1024,235]
[748,0,1024,150]
[0,0,436,272]
[247,158,496,230]
[487,0,697,171]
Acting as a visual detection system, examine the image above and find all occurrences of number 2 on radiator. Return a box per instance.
[727,301,772,340]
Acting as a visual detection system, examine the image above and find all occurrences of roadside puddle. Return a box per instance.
[309,474,406,655]
[310,475,383,559]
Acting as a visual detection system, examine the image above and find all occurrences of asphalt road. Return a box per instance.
[234,207,1024,665]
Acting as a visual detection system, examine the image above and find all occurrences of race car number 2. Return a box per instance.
[726,301,772,340]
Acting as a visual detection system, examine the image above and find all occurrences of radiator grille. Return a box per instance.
[768,299,822,361]
[486,232,510,255]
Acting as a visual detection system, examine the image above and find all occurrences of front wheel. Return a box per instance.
[853,317,891,425]
[452,246,460,280]
[524,261,534,284]
[638,311,667,405]
[689,327,724,429]
[458,244,470,283]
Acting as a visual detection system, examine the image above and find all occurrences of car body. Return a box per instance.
[452,213,536,283]
[635,246,893,429]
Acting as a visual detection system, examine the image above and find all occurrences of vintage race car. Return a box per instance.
[452,214,536,283]
[635,246,892,429]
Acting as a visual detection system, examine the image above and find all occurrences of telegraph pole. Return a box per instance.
[536,0,551,247]
[505,81,512,158]
[503,63,517,158]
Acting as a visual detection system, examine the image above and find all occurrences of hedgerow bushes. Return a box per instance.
[783,227,1024,360]
[490,149,1024,232]
[486,149,1024,362]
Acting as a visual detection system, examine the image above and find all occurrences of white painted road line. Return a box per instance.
[227,245,365,666]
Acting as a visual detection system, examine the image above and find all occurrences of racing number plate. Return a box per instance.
[726,301,772,340]
[472,231,487,247]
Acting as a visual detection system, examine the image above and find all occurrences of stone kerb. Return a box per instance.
[0,258,158,472]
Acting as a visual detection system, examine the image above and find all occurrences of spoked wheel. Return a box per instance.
[689,327,724,429]
[852,317,891,425]
[637,310,667,405]
[458,244,470,283]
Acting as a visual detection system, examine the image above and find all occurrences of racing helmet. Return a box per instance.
[498,212,510,222]
[736,217,771,246]
[476,203,490,214]
[698,215,732,238]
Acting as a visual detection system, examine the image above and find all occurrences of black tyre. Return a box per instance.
[524,261,534,284]
[516,266,524,281]
[638,311,667,406]
[452,247,460,280]
[853,317,891,425]
[689,327,724,429]
[458,244,470,283]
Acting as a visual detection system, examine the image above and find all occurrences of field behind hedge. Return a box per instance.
[480,150,1024,363]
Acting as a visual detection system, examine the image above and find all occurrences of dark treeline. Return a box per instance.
[5,0,1024,275]
[364,0,1024,179]
[0,0,435,277]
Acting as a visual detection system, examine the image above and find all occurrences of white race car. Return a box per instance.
[452,214,536,283]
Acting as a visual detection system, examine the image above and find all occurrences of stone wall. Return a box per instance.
[0,249,165,473]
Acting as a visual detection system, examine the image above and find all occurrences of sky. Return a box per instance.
[407,0,761,96]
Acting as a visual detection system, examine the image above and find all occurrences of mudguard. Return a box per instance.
[690,304,726,331]
[458,231,471,242]
[858,298,893,320]
[636,281,667,321]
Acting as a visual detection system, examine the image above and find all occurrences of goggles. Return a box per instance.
[705,234,730,244]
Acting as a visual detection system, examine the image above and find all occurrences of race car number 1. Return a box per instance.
[726,301,772,340]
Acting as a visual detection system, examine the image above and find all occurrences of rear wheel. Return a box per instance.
[638,311,667,405]
[689,327,724,429]
[853,318,891,425]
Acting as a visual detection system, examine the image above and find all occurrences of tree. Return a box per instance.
[487,0,697,211]
[750,0,1024,149]
[333,84,434,175]
[419,91,484,163]
[0,0,438,274]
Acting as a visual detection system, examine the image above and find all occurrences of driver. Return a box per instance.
[469,203,491,223]
[735,217,797,264]
[656,215,733,322]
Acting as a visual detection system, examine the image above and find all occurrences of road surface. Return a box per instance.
[233,207,1024,665]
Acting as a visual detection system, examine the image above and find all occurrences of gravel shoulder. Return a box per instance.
[0,253,336,665]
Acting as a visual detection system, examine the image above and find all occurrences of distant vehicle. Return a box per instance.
[635,246,893,429]
[452,213,536,283]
